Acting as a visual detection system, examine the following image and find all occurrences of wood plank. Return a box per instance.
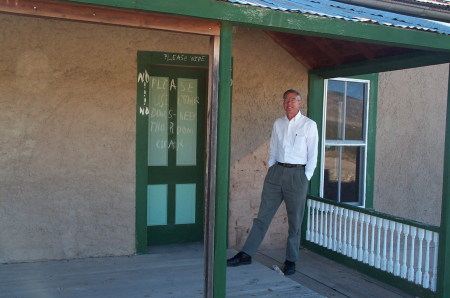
[0,244,323,298]
[226,249,324,297]
[257,248,414,298]
[0,0,220,35]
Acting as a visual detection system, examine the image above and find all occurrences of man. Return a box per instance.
[227,89,318,275]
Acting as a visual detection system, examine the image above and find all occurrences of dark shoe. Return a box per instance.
[283,260,296,275]
[227,251,252,267]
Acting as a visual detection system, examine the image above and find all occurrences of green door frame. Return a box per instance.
[136,51,210,253]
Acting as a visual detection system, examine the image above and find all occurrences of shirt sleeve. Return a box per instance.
[305,121,319,180]
[268,121,278,167]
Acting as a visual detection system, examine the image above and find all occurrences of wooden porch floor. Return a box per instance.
[0,243,413,297]
[257,248,414,298]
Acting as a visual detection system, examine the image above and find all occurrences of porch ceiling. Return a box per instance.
[265,30,415,70]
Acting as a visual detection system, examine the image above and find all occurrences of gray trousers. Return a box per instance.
[242,163,308,262]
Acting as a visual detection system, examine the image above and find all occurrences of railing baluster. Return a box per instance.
[401,225,409,278]
[333,205,338,251]
[388,221,395,274]
[314,200,319,243]
[394,223,402,276]
[324,204,329,248]
[338,207,343,253]
[319,202,324,246]
[415,228,424,285]
[306,199,312,241]
[431,232,439,291]
[381,219,389,271]
[369,216,376,266]
[375,217,382,269]
[358,213,364,262]
[352,212,359,259]
[364,214,370,264]
[343,209,348,255]
[328,205,334,250]
[408,226,417,282]
[423,230,432,288]
[347,210,353,257]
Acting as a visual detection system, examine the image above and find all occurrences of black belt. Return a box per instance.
[277,162,305,168]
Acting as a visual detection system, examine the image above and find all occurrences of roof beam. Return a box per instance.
[310,51,450,78]
[0,0,220,36]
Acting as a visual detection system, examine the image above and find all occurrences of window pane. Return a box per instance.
[345,82,366,141]
[175,184,196,224]
[340,147,362,203]
[176,78,198,166]
[326,80,345,140]
[324,146,340,201]
[147,184,168,226]
[148,76,169,166]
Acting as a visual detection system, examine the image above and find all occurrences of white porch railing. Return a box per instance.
[305,197,440,292]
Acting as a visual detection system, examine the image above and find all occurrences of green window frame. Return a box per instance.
[308,73,378,208]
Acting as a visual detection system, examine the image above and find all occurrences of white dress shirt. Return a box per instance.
[268,111,319,180]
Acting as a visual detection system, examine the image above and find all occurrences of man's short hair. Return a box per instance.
[283,89,302,100]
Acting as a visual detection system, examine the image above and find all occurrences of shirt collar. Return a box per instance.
[284,110,303,121]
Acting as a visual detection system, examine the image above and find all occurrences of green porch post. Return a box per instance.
[306,73,324,197]
[437,64,450,298]
[214,21,233,298]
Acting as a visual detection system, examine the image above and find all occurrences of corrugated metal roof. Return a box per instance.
[220,0,450,35]
[414,0,450,7]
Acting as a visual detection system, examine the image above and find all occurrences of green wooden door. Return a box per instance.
[145,66,207,245]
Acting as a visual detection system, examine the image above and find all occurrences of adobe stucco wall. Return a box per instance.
[228,27,309,251]
[0,13,210,263]
[374,64,449,226]
[0,14,306,262]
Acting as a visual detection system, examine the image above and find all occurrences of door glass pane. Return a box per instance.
[176,78,198,166]
[147,184,168,226]
[324,146,340,201]
[340,147,362,203]
[175,184,196,224]
[345,82,366,141]
[148,76,169,166]
[326,80,345,140]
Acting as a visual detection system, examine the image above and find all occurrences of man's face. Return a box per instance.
[283,92,301,119]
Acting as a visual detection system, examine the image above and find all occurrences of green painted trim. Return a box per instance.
[136,51,150,254]
[308,195,440,232]
[303,241,437,297]
[437,64,450,298]
[365,73,378,209]
[310,52,450,79]
[60,0,450,52]
[307,74,324,198]
[302,74,325,242]
[214,21,233,298]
